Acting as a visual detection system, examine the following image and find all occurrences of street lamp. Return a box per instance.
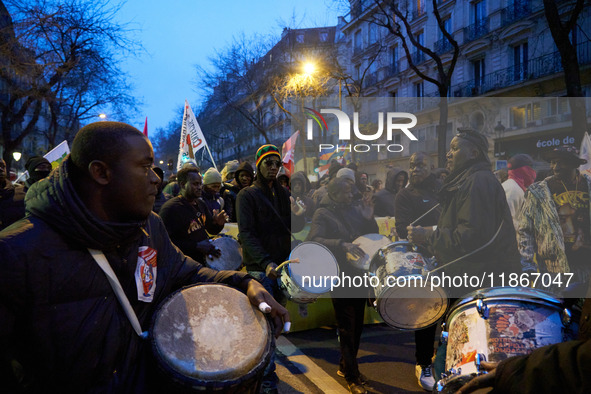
[12,151,21,162]
[494,120,506,158]
[99,113,107,120]
[303,62,316,75]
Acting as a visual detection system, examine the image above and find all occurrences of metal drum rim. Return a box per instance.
[287,241,340,293]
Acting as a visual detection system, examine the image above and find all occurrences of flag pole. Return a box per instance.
[205,144,217,169]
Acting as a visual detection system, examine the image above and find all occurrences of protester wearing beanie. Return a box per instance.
[24,156,52,191]
[235,144,306,392]
[502,154,536,232]
[201,167,224,215]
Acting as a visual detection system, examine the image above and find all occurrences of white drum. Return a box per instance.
[206,236,242,271]
[279,242,339,304]
[347,233,391,271]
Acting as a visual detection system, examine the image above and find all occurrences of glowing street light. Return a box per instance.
[12,151,21,162]
[159,160,164,165]
[98,113,107,120]
[303,62,316,75]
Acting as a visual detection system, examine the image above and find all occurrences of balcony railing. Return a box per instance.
[380,63,399,79]
[501,1,532,27]
[410,50,426,65]
[434,38,453,54]
[450,40,591,97]
[363,71,379,88]
[463,17,489,42]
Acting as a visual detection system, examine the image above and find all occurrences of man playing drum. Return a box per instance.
[0,122,289,393]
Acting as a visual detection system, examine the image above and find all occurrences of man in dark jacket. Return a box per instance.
[0,159,25,231]
[290,171,315,221]
[394,152,442,391]
[222,161,254,223]
[236,144,305,393]
[0,122,288,394]
[307,177,378,394]
[159,167,227,263]
[23,155,52,192]
[408,129,520,297]
[374,167,408,217]
[151,166,171,213]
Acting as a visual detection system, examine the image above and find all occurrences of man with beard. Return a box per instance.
[373,167,408,217]
[159,167,227,263]
[518,145,591,286]
[222,161,254,223]
[0,159,25,231]
[394,152,441,391]
[236,144,306,393]
[0,122,289,393]
[407,129,520,295]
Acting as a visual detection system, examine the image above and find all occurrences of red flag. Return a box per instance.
[281,131,299,175]
[143,117,148,137]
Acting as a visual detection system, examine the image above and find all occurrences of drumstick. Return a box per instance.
[409,203,440,226]
[275,258,300,272]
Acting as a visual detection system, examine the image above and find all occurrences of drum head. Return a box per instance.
[288,242,339,293]
[349,234,391,271]
[206,237,243,271]
[376,284,448,330]
[151,284,271,386]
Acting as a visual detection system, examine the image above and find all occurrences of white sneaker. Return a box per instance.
[415,364,435,391]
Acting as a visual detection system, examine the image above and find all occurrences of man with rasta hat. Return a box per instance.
[236,144,306,393]
[517,144,591,285]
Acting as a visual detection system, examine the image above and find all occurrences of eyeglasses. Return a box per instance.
[264,159,282,168]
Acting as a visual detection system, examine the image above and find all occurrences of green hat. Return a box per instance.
[255,144,281,168]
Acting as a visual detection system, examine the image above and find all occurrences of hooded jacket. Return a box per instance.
[290,171,315,221]
[373,168,408,217]
[223,161,254,223]
[0,158,249,393]
[394,173,441,239]
[427,160,520,293]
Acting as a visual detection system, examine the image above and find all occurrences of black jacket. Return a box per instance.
[0,180,25,231]
[394,174,441,239]
[222,161,254,223]
[373,168,408,217]
[0,158,249,393]
[427,161,520,291]
[236,178,305,272]
[159,196,224,262]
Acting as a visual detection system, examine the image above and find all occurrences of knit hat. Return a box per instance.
[25,156,51,173]
[455,128,489,162]
[255,144,281,168]
[336,167,355,182]
[221,160,240,181]
[202,167,222,185]
[544,145,587,166]
[507,154,534,170]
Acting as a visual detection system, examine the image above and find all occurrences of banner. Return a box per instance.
[317,144,349,177]
[580,131,591,177]
[15,140,70,182]
[281,130,299,175]
[177,100,211,170]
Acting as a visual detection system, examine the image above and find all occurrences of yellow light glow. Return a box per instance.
[303,62,316,75]
[99,113,107,119]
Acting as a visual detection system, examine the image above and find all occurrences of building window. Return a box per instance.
[368,23,378,44]
[472,0,486,25]
[415,82,424,110]
[320,32,328,42]
[296,33,304,43]
[472,58,485,89]
[354,30,362,53]
[513,42,528,81]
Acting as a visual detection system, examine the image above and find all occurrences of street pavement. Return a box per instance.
[275,323,437,393]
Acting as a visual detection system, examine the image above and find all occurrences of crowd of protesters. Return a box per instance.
[1,121,590,394]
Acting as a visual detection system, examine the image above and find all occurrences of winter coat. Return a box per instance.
[502,178,525,233]
[290,171,315,220]
[222,162,254,223]
[0,180,25,231]
[0,158,249,393]
[373,168,408,217]
[517,174,591,279]
[236,178,305,272]
[394,174,441,239]
[427,161,521,289]
[159,196,224,262]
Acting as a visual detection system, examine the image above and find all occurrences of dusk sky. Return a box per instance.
[115,0,341,137]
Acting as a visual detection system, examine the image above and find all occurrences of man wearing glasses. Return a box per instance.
[236,144,305,394]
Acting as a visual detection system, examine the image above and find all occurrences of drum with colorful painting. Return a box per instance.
[369,241,448,330]
[205,236,243,271]
[279,242,340,304]
[347,233,392,271]
[150,284,272,392]
[437,287,577,390]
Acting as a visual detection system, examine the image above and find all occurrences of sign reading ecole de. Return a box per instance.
[305,108,418,153]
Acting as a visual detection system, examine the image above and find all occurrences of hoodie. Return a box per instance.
[373,168,408,217]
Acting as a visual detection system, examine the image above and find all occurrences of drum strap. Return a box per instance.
[88,248,149,339]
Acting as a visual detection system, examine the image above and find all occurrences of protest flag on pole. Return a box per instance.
[281,130,299,175]
[15,140,70,183]
[580,131,591,177]
[177,99,217,170]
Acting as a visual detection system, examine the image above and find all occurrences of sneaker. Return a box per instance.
[337,370,368,384]
[347,381,368,394]
[415,364,435,391]
[260,380,278,394]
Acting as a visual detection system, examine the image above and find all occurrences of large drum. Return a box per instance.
[206,236,242,271]
[369,241,448,330]
[279,242,339,304]
[151,284,272,392]
[347,233,391,271]
[438,287,577,390]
